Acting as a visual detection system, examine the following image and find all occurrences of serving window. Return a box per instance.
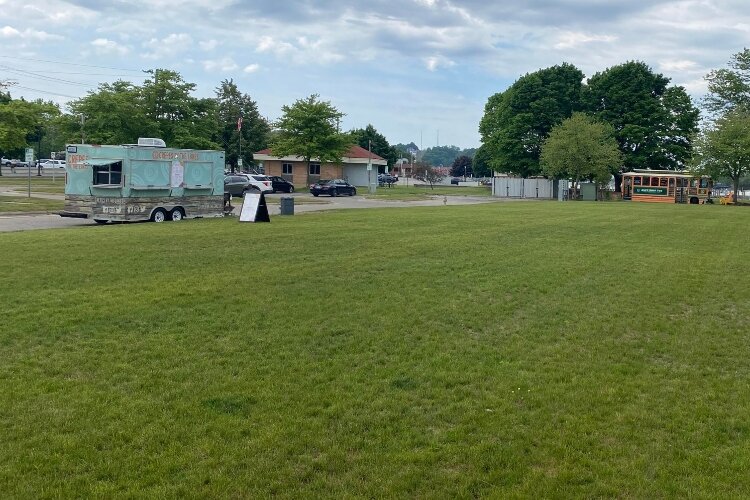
[93,161,123,185]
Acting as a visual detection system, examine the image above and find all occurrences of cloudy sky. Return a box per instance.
[1,0,747,148]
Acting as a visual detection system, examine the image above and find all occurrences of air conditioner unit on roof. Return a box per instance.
[137,138,166,148]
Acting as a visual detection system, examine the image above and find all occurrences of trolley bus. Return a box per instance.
[622,170,712,204]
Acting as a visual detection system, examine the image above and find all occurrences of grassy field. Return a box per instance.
[0,176,66,194]
[0,195,63,213]
[1,202,749,497]
[363,184,492,200]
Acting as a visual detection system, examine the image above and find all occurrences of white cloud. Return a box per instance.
[659,59,699,72]
[202,57,238,71]
[199,39,219,51]
[142,33,192,59]
[243,64,260,73]
[0,25,63,40]
[254,34,342,63]
[424,55,455,71]
[554,31,617,50]
[91,38,129,56]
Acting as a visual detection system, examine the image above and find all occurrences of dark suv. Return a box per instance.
[224,175,259,197]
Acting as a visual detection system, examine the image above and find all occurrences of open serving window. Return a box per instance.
[87,159,123,187]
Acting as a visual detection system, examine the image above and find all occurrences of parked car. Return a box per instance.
[224,175,259,197]
[1,157,12,166]
[267,175,295,193]
[239,174,273,193]
[10,159,29,168]
[310,179,357,197]
[39,159,66,168]
[378,173,398,186]
[450,177,460,185]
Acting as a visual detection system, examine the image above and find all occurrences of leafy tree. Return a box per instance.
[0,98,59,155]
[541,113,623,199]
[472,145,493,178]
[480,63,585,177]
[450,155,473,178]
[412,161,444,189]
[141,69,218,149]
[421,145,461,166]
[350,124,398,167]
[67,70,219,150]
[215,79,269,171]
[693,110,750,203]
[269,94,352,173]
[68,80,156,145]
[584,61,699,186]
[704,48,750,116]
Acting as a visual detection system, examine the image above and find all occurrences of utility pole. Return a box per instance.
[80,115,85,144]
[237,114,243,173]
[368,139,376,194]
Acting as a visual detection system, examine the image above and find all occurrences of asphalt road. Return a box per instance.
[0,190,510,232]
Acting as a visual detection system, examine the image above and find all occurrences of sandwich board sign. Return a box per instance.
[239,192,270,222]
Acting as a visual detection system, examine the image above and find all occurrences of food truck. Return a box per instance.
[61,139,225,223]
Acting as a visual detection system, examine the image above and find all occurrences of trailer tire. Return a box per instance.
[170,208,184,221]
[151,208,167,222]
[94,219,108,224]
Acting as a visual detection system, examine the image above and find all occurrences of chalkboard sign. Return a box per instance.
[239,192,270,222]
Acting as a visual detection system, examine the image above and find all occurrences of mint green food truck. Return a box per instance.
[61,139,225,223]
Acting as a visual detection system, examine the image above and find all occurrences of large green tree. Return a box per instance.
[541,113,623,198]
[584,61,699,180]
[480,63,585,177]
[269,94,352,173]
[450,155,473,178]
[68,70,219,150]
[350,124,398,168]
[693,110,750,203]
[704,48,750,116]
[471,145,492,178]
[215,79,269,171]
[141,69,218,150]
[68,80,156,146]
[421,145,461,167]
[0,97,60,156]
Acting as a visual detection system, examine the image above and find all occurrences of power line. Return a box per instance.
[0,65,94,87]
[0,55,144,74]
[12,85,81,99]
[23,70,144,77]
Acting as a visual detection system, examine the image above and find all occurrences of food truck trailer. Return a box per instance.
[61,139,225,223]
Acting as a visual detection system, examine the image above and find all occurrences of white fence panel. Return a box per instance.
[493,177,554,199]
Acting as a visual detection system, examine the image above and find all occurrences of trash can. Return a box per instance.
[280,196,294,215]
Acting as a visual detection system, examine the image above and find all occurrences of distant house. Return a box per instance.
[254,145,387,187]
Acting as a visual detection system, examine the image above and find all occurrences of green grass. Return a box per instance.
[363,184,492,200]
[1,202,749,497]
[0,195,63,213]
[0,176,66,194]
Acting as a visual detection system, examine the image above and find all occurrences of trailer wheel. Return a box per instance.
[170,208,184,221]
[151,208,167,223]
[94,219,108,224]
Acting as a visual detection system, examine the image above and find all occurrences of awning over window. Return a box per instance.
[85,159,122,166]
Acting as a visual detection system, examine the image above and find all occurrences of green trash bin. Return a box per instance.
[280,196,294,215]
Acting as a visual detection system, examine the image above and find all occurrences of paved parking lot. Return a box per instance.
[0,189,509,232]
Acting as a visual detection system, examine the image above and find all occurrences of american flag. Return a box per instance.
[237,116,243,131]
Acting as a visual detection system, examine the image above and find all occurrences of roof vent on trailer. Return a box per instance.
[137,137,166,148]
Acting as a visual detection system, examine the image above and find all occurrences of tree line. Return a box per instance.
[2,50,748,191]
[478,50,750,197]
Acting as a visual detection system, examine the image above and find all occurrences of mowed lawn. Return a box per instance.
[1,202,749,497]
